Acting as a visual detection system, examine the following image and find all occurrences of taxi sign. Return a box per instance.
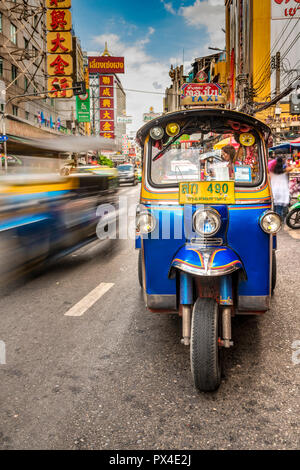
[179,181,235,205]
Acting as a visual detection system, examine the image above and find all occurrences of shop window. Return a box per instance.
[11,24,17,45]
[11,65,18,84]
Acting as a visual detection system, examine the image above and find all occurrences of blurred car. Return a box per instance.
[117,163,137,185]
[0,170,119,286]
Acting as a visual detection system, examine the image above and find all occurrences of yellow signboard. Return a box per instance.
[47,76,73,98]
[47,53,73,76]
[47,31,72,54]
[46,9,72,31]
[179,181,235,205]
[46,0,71,8]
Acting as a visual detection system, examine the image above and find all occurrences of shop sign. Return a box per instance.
[48,76,73,98]
[46,9,72,31]
[47,54,73,75]
[181,83,226,105]
[46,0,71,7]
[47,31,72,54]
[76,90,90,122]
[46,1,73,98]
[272,0,300,19]
[99,75,115,139]
[88,56,125,74]
[117,116,132,124]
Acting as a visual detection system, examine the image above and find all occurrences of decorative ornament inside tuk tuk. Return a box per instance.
[239,133,255,147]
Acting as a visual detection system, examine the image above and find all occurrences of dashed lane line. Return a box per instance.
[64,282,114,317]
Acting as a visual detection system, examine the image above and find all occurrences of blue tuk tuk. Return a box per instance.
[136,108,281,392]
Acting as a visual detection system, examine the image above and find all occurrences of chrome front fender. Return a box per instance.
[170,244,244,277]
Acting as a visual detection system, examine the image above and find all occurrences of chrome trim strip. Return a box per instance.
[146,294,177,309]
[238,295,270,311]
[172,260,241,277]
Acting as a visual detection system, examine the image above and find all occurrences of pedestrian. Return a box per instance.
[221,145,236,178]
[269,156,293,222]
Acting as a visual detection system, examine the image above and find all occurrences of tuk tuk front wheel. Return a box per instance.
[190,298,221,392]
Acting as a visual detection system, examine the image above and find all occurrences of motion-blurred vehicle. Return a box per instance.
[0,170,119,285]
[136,108,281,392]
[117,163,138,185]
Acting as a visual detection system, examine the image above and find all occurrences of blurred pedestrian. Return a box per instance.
[270,156,293,222]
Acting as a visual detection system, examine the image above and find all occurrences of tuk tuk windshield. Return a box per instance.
[150,129,262,187]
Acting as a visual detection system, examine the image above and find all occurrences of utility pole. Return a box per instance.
[275,51,281,97]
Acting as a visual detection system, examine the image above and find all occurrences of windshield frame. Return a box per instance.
[147,130,265,190]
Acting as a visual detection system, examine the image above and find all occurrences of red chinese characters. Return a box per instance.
[50,33,69,52]
[49,54,72,75]
[99,75,115,139]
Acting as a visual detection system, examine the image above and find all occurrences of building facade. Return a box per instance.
[0,0,62,137]
[225,0,300,139]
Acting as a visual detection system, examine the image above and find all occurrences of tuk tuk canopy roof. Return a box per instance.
[136,108,271,146]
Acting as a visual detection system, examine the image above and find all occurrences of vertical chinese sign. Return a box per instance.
[46,0,73,98]
[99,74,115,139]
[88,56,125,140]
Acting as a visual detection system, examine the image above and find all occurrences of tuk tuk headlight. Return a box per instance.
[136,212,156,234]
[193,209,221,237]
[260,211,281,234]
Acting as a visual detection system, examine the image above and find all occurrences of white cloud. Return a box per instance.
[90,31,170,133]
[179,0,225,51]
[161,1,177,15]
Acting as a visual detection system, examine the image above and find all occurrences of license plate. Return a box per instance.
[179,181,235,204]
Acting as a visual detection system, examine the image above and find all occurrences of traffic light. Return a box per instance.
[73,81,86,96]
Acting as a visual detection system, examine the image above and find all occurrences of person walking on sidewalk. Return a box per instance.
[270,156,293,222]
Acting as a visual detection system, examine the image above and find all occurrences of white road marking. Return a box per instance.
[64,282,114,317]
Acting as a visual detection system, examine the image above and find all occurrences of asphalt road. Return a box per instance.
[0,184,299,450]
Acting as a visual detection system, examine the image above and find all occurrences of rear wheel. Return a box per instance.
[190,298,221,392]
[286,208,300,229]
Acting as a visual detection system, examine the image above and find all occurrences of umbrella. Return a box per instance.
[269,142,300,152]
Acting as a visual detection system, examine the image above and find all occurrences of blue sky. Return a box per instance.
[71,0,225,132]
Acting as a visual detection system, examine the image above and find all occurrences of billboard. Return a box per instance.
[88,56,125,74]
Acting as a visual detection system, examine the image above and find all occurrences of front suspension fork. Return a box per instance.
[179,272,234,348]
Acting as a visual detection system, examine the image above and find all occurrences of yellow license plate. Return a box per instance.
[179,181,235,204]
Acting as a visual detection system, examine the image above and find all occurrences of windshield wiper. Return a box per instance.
[152,121,191,162]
